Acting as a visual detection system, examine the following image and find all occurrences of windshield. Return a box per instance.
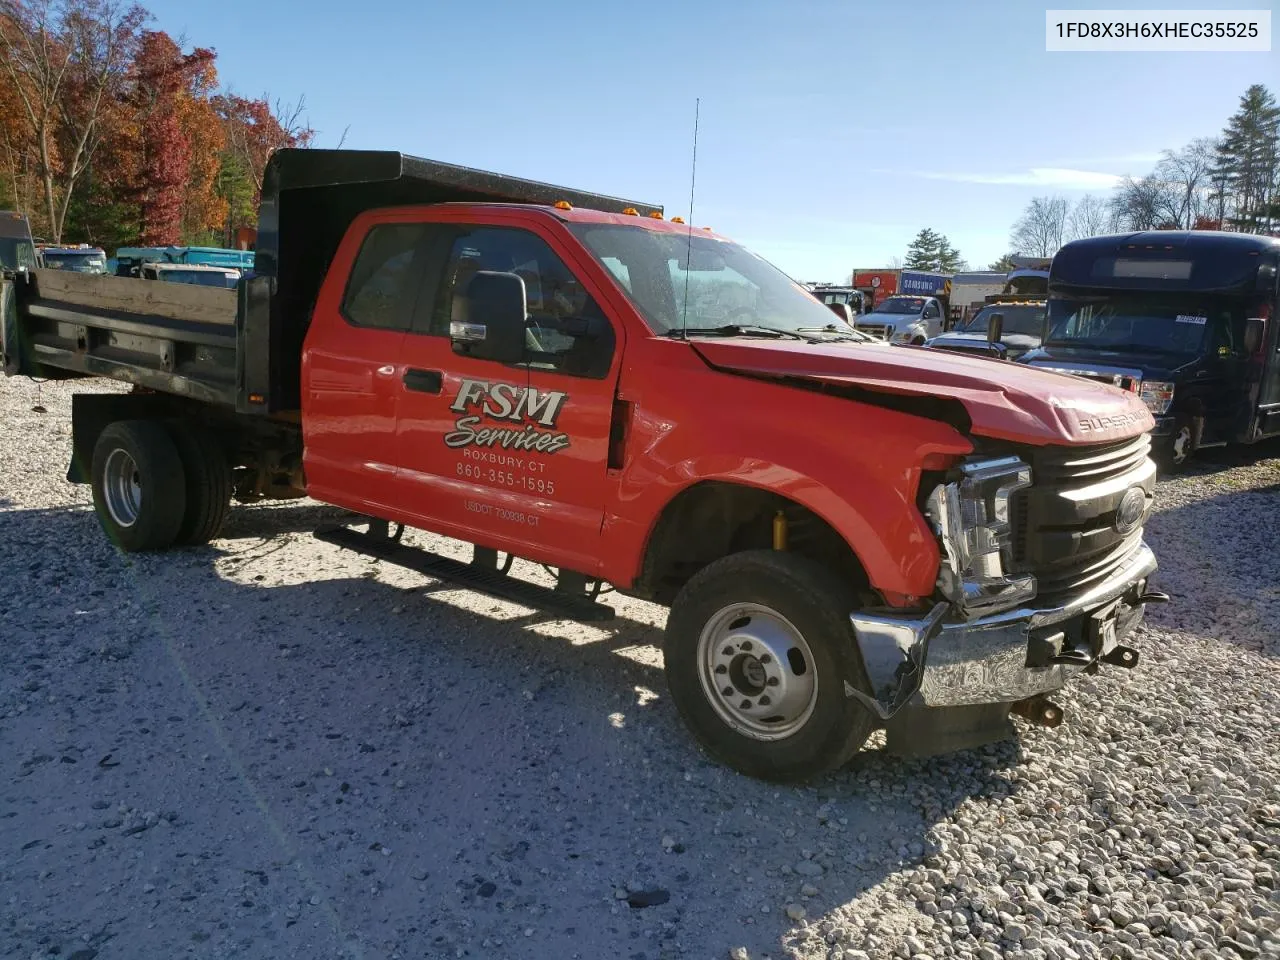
[568,224,863,338]
[0,238,36,270]
[158,269,239,287]
[1044,295,1251,357]
[871,297,925,315]
[959,304,1047,336]
[42,252,107,273]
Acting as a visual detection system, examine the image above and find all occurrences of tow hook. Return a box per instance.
[1011,695,1065,728]
[1135,590,1170,604]
[1101,645,1140,669]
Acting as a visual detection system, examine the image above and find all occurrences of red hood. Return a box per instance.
[692,339,1155,445]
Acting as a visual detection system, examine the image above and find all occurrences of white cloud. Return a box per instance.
[902,167,1126,190]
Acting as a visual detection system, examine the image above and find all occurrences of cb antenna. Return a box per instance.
[679,98,700,339]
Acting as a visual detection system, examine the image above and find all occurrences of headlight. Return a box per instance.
[926,457,1036,616]
[893,330,913,342]
[1139,380,1174,415]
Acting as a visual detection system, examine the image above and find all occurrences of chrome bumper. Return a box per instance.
[849,542,1158,713]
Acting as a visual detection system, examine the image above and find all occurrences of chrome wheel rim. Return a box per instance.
[697,603,818,741]
[102,448,142,527]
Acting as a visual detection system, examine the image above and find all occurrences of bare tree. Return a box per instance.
[1108,175,1179,230]
[0,0,145,242]
[1156,138,1216,228]
[886,255,903,269]
[1010,195,1069,257]
[1066,194,1108,241]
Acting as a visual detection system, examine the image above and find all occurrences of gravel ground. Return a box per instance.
[2,375,1278,960]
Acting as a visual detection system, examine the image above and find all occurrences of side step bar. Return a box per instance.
[314,524,616,622]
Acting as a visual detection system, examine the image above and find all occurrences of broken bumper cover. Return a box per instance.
[849,542,1158,714]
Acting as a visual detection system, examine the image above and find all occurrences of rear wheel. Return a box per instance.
[166,424,232,545]
[90,420,186,552]
[664,550,877,782]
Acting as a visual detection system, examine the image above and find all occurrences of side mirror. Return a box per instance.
[987,312,1005,343]
[1243,316,1265,355]
[451,271,527,364]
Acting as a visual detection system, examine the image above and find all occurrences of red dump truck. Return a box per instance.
[0,150,1165,781]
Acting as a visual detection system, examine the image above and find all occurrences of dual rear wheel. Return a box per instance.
[90,419,231,551]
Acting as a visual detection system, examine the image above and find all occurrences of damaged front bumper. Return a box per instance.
[848,541,1160,717]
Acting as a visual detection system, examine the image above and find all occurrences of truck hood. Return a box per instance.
[928,332,1041,358]
[691,338,1154,445]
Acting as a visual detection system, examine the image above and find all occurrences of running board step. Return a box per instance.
[314,526,616,622]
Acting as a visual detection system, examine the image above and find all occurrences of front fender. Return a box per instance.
[601,359,973,600]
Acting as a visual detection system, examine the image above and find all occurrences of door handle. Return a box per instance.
[402,368,443,394]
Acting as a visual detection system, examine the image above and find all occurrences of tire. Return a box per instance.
[912,336,926,346]
[166,424,232,545]
[90,420,187,552]
[663,550,877,782]
[1156,424,1194,473]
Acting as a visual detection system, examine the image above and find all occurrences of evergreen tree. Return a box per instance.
[989,253,1018,272]
[1212,84,1280,233]
[905,228,964,272]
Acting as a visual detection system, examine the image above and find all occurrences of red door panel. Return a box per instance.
[302,329,405,513]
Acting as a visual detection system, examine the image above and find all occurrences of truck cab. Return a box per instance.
[855,294,946,343]
[0,212,36,274]
[1021,232,1280,467]
[924,298,1047,360]
[809,284,864,317]
[37,244,108,274]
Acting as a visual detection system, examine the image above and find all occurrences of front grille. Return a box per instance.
[856,323,890,340]
[1010,434,1154,603]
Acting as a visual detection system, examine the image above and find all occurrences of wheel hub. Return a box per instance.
[698,603,818,741]
[102,448,142,528]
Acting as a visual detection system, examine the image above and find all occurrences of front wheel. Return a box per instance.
[664,550,877,782]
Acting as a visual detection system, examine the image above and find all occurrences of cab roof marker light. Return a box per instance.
[553,200,572,210]
[622,207,639,216]
[648,211,663,219]
[670,216,685,224]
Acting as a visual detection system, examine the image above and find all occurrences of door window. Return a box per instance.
[342,224,429,330]
[428,226,616,379]
[923,302,940,319]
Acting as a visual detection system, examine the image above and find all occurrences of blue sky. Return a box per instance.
[149,0,1275,281]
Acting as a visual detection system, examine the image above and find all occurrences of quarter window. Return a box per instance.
[342,224,428,330]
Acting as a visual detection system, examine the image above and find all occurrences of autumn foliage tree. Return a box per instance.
[0,0,146,242]
[131,30,214,244]
[0,0,316,248]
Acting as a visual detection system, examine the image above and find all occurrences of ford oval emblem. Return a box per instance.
[1114,486,1147,536]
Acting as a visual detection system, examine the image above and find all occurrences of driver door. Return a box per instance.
[392,221,623,574]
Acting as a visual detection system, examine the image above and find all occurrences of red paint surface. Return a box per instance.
[301,205,1152,602]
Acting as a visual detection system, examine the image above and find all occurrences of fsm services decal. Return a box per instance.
[446,378,570,453]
